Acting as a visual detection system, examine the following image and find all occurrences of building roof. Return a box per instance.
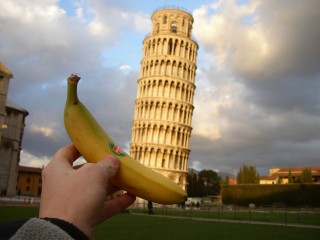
[271,166,320,176]
[152,6,192,16]
[6,99,29,115]
[0,62,13,77]
[18,165,43,174]
[260,175,277,181]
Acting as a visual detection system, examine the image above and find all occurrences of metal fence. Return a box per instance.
[130,202,320,227]
[1,196,319,227]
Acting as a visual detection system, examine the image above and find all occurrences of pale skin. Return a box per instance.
[39,144,136,239]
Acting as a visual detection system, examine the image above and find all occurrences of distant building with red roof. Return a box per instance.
[260,166,320,184]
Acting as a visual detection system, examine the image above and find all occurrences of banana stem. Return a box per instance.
[67,74,80,105]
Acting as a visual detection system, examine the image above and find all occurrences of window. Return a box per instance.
[27,177,31,183]
[163,15,167,24]
[171,22,177,33]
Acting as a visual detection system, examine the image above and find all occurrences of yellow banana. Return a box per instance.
[64,74,187,204]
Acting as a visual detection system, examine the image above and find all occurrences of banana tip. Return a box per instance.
[68,73,81,83]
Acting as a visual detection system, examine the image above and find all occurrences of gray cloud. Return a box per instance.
[190,0,320,175]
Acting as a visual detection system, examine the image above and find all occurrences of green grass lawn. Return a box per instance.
[97,214,320,240]
[0,205,39,223]
[1,206,319,240]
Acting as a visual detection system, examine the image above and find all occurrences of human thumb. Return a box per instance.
[97,155,119,179]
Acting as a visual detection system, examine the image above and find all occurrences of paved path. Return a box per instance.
[131,212,320,229]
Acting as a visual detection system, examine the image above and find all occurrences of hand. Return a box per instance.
[39,144,136,239]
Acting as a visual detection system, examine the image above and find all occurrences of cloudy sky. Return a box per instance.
[1,0,319,176]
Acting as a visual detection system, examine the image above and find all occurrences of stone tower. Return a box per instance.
[130,7,198,192]
[0,63,13,140]
[0,63,28,197]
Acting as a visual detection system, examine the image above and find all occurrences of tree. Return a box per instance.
[225,175,230,185]
[288,169,293,183]
[198,170,221,196]
[187,170,197,197]
[187,169,221,197]
[300,168,313,183]
[237,164,260,184]
[187,170,205,197]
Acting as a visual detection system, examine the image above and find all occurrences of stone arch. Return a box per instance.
[172,60,177,77]
[164,80,170,97]
[166,60,171,75]
[168,38,173,55]
[150,148,156,166]
[170,81,175,98]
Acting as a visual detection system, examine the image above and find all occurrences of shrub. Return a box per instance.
[221,184,320,207]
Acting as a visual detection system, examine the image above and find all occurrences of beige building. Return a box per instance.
[260,166,320,184]
[130,7,198,194]
[17,165,42,196]
[0,63,28,197]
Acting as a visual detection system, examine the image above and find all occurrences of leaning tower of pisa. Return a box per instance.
[130,7,198,193]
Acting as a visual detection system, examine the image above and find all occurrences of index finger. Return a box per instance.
[50,144,81,169]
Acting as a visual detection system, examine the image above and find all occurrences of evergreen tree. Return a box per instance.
[237,164,260,184]
[288,169,293,183]
[300,168,313,183]
[187,170,205,197]
[225,175,230,185]
[187,170,197,197]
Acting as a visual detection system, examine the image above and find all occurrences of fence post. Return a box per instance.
[284,206,287,226]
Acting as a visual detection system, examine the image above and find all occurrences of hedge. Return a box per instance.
[221,184,320,207]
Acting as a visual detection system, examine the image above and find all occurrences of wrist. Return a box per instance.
[41,217,90,240]
[39,205,93,239]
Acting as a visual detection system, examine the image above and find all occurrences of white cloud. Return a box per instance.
[30,124,54,138]
[20,150,50,168]
[119,65,131,71]
[1,0,66,20]
[20,150,87,168]
[131,12,151,33]
[89,20,111,37]
[193,0,267,74]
